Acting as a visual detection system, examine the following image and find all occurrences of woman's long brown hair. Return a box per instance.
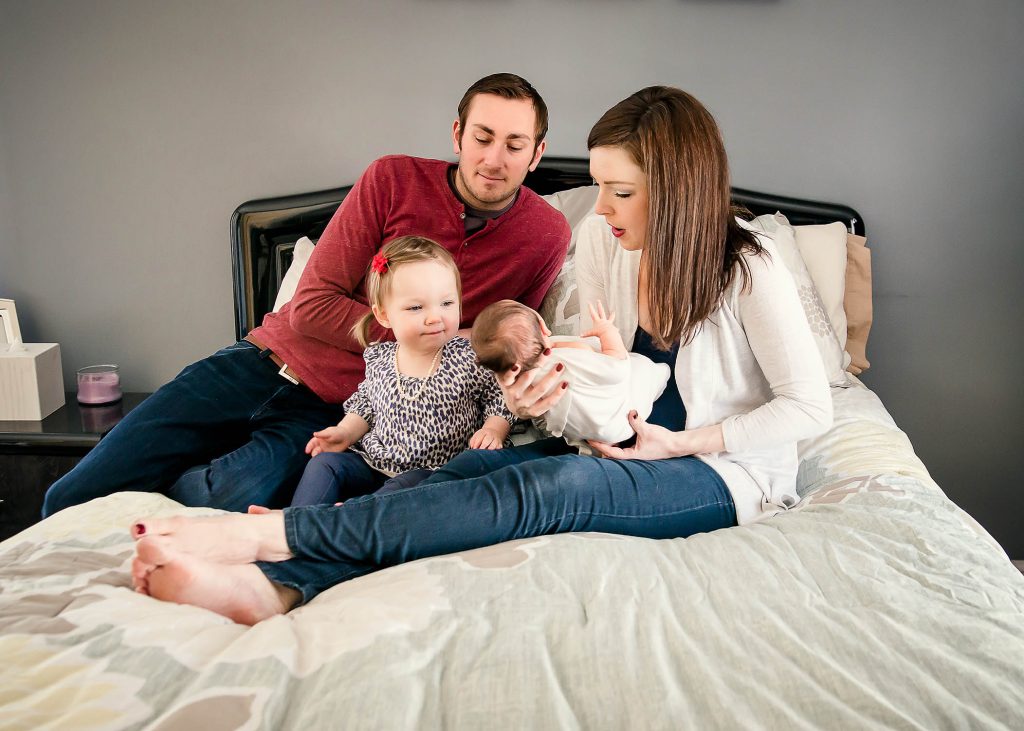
[587,86,763,349]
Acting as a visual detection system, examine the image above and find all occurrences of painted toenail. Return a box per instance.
[135,523,146,535]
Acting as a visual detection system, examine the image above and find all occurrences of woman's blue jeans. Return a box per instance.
[258,438,736,604]
[42,341,344,516]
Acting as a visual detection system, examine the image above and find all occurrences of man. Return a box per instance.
[43,73,571,517]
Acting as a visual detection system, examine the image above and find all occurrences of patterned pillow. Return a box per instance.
[748,213,850,387]
[792,221,850,350]
[538,186,599,336]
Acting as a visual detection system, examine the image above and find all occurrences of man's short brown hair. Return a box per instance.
[457,73,549,145]
[471,300,546,373]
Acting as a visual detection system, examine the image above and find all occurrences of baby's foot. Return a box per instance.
[130,513,290,563]
[132,536,296,625]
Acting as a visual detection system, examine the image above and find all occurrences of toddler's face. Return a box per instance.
[374,259,460,354]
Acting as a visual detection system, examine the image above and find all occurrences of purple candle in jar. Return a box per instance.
[77,365,122,405]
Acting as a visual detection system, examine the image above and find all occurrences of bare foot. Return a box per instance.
[132,536,299,625]
[129,513,291,564]
[246,505,282,515]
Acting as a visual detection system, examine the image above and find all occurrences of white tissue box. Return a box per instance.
[0,343,65,420]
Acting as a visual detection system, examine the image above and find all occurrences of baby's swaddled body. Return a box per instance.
[538,335,671,445]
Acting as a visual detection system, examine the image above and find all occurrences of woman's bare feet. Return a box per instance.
[132,536,300,625]
[129,513,292,564]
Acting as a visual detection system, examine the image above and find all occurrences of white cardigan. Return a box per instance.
[574,214,833,524]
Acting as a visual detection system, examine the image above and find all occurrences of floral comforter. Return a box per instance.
[2,380,1023,730]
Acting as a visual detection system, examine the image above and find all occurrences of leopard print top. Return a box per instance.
[344,337,514,475]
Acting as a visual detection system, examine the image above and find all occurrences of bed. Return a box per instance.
[2,158,1022,729]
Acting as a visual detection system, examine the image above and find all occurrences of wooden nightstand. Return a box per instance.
[0,392,149,541]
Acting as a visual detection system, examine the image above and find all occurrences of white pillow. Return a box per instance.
[273,236,316,311]
[542,185,599,239]
[747,214,850,386]
[538,186,599,336]
[792,221,849,350]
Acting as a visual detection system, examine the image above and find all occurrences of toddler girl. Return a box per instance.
[291,236,514,506]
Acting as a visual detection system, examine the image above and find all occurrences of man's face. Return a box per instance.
[452,94,546,211]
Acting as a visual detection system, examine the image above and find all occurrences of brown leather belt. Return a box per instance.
[243,334,305,387]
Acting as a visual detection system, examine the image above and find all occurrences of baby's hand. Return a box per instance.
[305,425,355,457]
[581,301,628,359]
[582,301,616,338]
[469,426,505,450]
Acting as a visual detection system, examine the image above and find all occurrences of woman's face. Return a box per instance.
[589,146,649,252]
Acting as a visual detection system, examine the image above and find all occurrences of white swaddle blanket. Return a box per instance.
[537,336,671,445]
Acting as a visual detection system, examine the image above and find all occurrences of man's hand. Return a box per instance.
[497,349,569,420]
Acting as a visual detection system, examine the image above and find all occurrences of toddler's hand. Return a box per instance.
[469,427,505,450]
[305,425,355,457]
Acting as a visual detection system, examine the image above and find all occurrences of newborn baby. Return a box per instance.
[471,300,670,445]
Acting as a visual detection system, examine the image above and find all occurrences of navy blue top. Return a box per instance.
[630,326,686,433]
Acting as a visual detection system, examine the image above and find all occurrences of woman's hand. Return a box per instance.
[498,349,568,420]
[588,411,725,461]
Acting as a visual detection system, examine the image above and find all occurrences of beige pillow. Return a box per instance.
[748,214,850,386]
[844,234,872,373]
[792,221,850,350]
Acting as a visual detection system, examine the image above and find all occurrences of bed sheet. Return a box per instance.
[2,381,1022,730]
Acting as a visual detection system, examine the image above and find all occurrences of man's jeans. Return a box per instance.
[259,438,737,603]
[42,341,343,517]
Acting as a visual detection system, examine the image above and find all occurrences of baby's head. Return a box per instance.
[471,300,549,374]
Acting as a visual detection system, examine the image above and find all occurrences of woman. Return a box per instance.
[130,87,831,624]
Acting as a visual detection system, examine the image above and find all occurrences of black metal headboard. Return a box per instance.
[230,156,864,340]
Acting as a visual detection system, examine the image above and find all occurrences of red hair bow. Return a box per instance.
[371,253,389,274]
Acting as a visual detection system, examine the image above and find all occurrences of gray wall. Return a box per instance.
[1,0,1022,556]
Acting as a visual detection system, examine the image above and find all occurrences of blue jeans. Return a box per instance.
[258,438,736,604]
[290,452,433,507]
[42,341,344,516]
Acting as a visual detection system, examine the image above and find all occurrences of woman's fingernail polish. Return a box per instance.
[511,364,520,372]
[134,523,146,536]
[543,348,552,356]
[555,363,564,372]
[561,382,568,389]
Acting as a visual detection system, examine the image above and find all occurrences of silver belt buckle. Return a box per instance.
[278,363,299,385]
